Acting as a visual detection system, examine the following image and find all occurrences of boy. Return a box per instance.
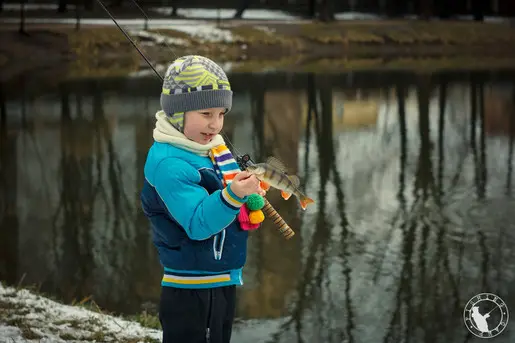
[140,55,264,343]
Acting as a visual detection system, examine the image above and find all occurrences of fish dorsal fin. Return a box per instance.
[266,156,288,172]
[287,175,300,188]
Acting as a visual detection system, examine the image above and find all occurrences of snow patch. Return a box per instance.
[2,3,76,11]
[149,7,300,21]
[334,12,383,20]
[253,25,277,34]
[169,24,236,43]
[128,29,190,47]
[0,283,161,342]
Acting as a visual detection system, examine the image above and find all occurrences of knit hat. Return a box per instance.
[160,55,233,131]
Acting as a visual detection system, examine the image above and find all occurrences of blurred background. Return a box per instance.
[1,0,515,20]
[1,1,515,342]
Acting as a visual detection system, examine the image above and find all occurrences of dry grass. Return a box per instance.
[289,56,515,73]
[66,57,141,79]
[299,21,515,46]
[213,53,515,74]
[64,27,136,58]
[148,28,192,41]
[227,55,304,72]
[228,25,290,46]
[56,27,142,78]
[2,20,515,82]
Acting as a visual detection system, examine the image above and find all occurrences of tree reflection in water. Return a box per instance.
[1,71,515,342]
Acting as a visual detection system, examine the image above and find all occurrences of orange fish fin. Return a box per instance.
[260,181,271,191]
[281,191,292,200]
[300,197,314,210]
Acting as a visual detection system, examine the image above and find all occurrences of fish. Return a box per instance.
[246,156,315,210]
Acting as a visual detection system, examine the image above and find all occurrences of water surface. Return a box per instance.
[1,69,515,342]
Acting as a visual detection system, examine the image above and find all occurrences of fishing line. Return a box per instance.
[94,0,296,239]
[95,0,163,81]
[95,0,244,158]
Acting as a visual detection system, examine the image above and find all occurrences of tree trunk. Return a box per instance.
[57,0,68,13]
[84,0,94,11]
[471,0,487,21]
[418,0,432,19]
[110,0,123,7]
[386,0,407,17]
[435,0,454,18]
[307,0,316,18]
[318,0,334,22]
[19,0,26,33]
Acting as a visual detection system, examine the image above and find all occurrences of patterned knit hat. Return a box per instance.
[160,55,232,131]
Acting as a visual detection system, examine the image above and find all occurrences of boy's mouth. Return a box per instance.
[201,133,215,140]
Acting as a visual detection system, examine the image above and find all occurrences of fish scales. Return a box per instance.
[265,166,293,190]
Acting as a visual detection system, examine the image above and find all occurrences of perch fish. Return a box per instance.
[246,157,315,210]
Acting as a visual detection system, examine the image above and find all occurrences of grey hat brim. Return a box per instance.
[161,89,233,116]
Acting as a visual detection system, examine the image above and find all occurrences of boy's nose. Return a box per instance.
[209,117,222,130]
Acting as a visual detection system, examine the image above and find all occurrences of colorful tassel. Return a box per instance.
[249,209,265,224]
[238,204,260,231]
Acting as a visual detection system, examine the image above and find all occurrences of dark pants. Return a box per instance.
[159,286,236,343]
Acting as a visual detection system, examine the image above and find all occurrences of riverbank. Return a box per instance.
[0,282,287,343]
[0,282,162,342]
[1,19,515,81]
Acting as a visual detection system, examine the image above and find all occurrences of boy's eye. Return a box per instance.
[199,111,224,116]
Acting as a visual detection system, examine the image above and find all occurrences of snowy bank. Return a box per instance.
[0,283,162,343]
[149,7,300,21]
[0,283,290,343]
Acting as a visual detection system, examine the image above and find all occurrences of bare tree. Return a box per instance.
[19,0,29,34]
[386,0,409,17]
[418,0,433,19]
[58,0,68,13]
[0,82,19,285]
[471,0,488,21]
[318,0,335,22]
[307,0,316,18]
[84,0,94,10]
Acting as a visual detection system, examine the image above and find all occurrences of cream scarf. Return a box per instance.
[153,110,225,156]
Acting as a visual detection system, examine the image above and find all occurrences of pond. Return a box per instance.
[1,68,515,342]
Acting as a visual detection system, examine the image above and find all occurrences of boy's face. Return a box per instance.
[183,107,226,144]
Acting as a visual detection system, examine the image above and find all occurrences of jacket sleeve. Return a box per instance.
[153,157,247,240]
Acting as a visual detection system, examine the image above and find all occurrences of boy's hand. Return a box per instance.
[230,171,266,198]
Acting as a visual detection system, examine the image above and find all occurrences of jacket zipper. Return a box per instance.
[206,289,213,343]
[212,229,226,260]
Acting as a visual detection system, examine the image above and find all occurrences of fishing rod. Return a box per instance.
[94,0,295,240]
[95,0,162,81]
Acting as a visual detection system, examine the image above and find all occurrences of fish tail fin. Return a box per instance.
[281,191,292,200]
[299,196,314,210]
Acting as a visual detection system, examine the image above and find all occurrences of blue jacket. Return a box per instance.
[140,142,249,289]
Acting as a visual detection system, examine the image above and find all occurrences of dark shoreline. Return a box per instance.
[1,19,515,82]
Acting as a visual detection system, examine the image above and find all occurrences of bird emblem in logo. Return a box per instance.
[463,293,509,338]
